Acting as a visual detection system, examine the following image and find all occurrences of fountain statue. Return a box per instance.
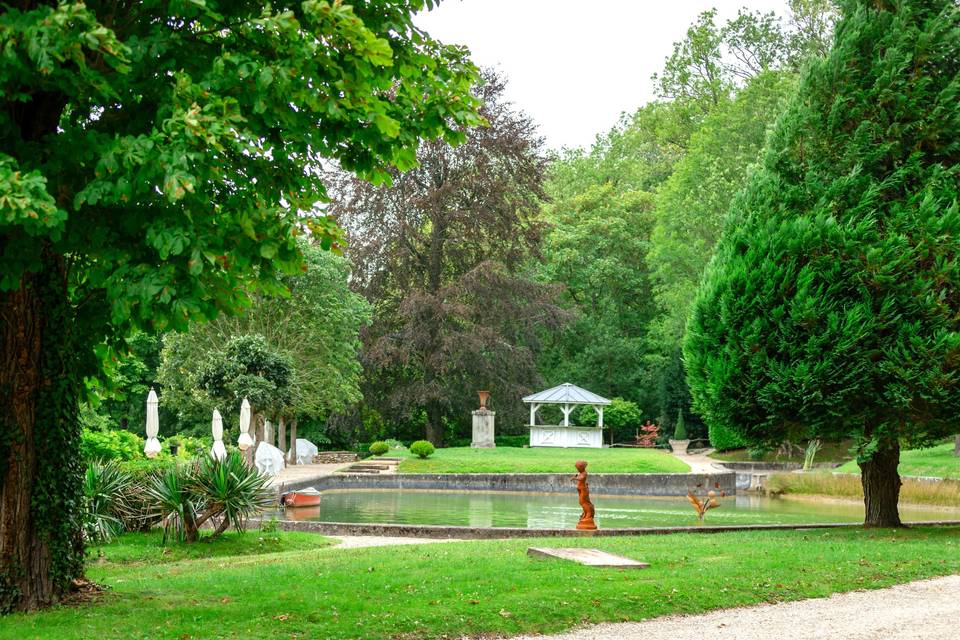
[573,460,597,530]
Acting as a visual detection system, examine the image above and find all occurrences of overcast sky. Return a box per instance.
[416,0,791,150]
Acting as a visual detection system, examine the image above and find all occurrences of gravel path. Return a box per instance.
[509,574,960,640]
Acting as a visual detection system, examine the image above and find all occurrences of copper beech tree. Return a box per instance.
[0,1,481,611]
[329,72,568,444]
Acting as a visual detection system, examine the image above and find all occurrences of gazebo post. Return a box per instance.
[597,406,604,428]
[529,403,538,427]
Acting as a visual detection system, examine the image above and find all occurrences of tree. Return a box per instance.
[537,185,659,411]
[685,0,960,527]
[157,243,370,436]
[0,1,480,611]
[330,71,565,444]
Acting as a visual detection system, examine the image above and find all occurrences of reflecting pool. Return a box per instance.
[274,489,957,529]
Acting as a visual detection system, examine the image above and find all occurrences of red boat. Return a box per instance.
[281,487,322,508]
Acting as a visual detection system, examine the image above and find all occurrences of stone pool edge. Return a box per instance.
[275,471,737,497]
[254,518,960,540]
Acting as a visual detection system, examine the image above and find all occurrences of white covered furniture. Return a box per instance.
[523,383,611,449]
[254,442,286,477]
[288,438,318,465]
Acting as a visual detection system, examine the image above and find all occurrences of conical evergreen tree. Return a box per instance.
[684,0,960,527]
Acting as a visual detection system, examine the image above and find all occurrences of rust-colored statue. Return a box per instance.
[573,460,597,530]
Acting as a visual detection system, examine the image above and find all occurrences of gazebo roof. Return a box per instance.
[522,383,611,406]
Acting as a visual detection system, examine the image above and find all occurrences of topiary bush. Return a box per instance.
[368,441,389,456]
[673,409,688,441]
[409,440,435,459]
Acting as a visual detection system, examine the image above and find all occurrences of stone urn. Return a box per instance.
[477,390,490,410]
[669,439,690,455]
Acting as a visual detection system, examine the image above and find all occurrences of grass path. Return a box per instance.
[392,446,691,474]
[6,527,960,639]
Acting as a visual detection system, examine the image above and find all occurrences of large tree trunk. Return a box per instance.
[0,259,84,612]
[858,441,902,528]
[954,434,959,457]
[278,416,286,461]
[425,403,444,447]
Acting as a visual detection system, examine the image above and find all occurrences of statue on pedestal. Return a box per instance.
[573,459,597,530]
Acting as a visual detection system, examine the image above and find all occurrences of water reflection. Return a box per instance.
[272,489,958,529]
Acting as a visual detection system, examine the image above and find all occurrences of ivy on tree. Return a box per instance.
[0,1,481,612]
[685,0,960,527]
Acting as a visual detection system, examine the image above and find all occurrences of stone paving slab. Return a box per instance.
[527,547,649,568]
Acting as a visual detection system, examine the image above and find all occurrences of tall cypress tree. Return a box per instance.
[684,0,960,527]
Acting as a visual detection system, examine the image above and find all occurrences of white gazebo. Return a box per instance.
[523,383,611,448]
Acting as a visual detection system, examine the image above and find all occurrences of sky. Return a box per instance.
[416,0,791,150]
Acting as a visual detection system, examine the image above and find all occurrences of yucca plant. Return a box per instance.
[82,460,132,543]
[146,464,201,543]
[190,452,273,539]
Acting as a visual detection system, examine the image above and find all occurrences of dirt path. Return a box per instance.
[509,574,960,640]
[670,448,727,474]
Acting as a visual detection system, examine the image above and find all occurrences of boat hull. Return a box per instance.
[282,492,322,508]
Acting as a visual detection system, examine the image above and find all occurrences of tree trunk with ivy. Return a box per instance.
[0,259,84,612]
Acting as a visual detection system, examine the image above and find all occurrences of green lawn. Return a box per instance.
[7,527,960,639]
[835,442,960,479]
[390,446,690,473]
[709,440,855,464]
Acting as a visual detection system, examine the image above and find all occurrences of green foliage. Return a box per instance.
[0,0,481,608]
[146,466,199,545]
[494,435,529,448]
[195,334,293,420]
[577,398,644,444]
[803,439,823,471]
[409,441,435,459]
[685,0,960,459]
[80,429,144,463]
[191,452,273,537]
[708,423,749,452]
[145,453,271,543]
[82,460,131,544]
[673,410,688,441]
[158,244,370,434]
[368,441,390,456]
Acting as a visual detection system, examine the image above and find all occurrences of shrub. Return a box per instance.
[83,460,132,543]
[495,435,529,448]
[369,441,390,456]
[118,458,178,532]
[673,409,687,440]
[145,452,272,543]
[80,428,144,462]
[708,423,747,451]
[409,440,435,459]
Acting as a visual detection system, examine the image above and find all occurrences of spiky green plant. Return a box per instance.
[190,452,273,539]
[82,460,132,543]
[146,465,200,543]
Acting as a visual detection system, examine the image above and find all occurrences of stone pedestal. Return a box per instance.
[471,409,496,448]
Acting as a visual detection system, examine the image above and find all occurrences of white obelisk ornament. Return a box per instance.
[237,398,253,451]
[144,388,161,458]
[211,409,227,460]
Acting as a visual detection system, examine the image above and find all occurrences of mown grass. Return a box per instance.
[766,471,960,507]
[835,442,960,479]
[6,527,960,640]
[391,446,691,474]
[709,440,854,464]
[86,527,334,566]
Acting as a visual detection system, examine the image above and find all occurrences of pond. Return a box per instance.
[275,489,957,529]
